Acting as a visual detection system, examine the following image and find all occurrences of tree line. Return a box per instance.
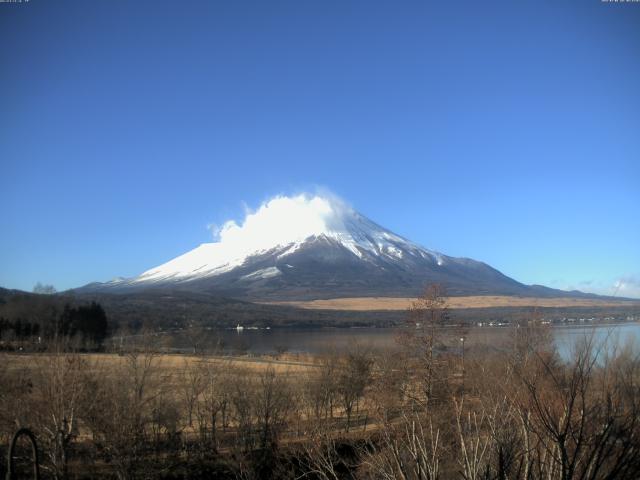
[0,292,110,347]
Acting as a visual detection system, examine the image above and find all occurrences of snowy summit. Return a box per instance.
[81,193,578,300]
[135,194,442,283]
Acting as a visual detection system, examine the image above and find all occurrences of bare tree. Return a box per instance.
[253,366,293,450]
[228,366,294,480]
[299,423,356,480]
[84,347,160,480]
[509,311,554,369]
[28,341,94,479]
[369,347,410,424]
[336,347,372,432]
[401,284,449,406]
[513,335,640,480]
[33,282,57,295]
[304,353,339,423]
[179,358,205,428]
[194,359,232,451]
[228,370,255,456]
[362,409,442,480]
[453,397,491,480]
[0,353,34,463]
[183,325,213,355]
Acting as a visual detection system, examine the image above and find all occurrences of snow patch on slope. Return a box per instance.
[241,267,281,281]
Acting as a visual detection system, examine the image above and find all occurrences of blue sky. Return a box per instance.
[1,1,639,297]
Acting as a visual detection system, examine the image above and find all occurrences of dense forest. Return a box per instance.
[0,289,110,348]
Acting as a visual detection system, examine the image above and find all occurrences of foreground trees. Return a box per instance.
[512,338,640,480]
[1,322,640,479]
[84,350,162,480]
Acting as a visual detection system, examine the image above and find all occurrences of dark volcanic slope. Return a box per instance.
[150,237,542,299]
[79,235,602,301]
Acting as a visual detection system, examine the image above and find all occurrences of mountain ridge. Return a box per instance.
[76,194,610,301]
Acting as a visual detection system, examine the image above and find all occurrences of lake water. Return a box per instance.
[183,323,640,360]
[553,323,640,359]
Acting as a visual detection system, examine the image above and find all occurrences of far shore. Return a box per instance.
[264,295,640,311]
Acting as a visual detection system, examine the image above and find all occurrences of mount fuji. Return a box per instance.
[79,194,588,301]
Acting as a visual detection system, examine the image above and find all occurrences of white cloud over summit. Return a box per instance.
[213,193,352,254]
[138,193,362,281]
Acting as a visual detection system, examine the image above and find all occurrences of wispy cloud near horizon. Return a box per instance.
[566,274,640,299]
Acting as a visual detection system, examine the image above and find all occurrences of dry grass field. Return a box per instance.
[266,295,640,311]
[1,351,317,376]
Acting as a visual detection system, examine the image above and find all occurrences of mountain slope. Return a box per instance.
[78,194,596,300]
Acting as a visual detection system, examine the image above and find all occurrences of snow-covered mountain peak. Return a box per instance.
[132,194,439,284]
[79,193,558,300]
